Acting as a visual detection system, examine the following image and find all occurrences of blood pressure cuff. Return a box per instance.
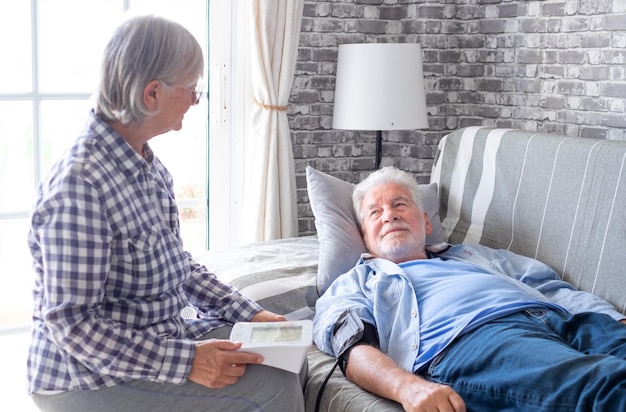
[331,310,380,376]
[337,322,379,375]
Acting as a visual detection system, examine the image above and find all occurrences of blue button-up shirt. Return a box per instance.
[314,243,624,373]
[27,112,261,393]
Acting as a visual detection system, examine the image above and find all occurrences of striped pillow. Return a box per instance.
[194,236,320,320]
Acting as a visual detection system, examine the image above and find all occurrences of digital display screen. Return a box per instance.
[250,325,303,344]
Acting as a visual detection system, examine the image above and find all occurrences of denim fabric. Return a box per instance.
[424,309,626,411]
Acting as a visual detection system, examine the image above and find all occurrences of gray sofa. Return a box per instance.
[197,126,626,411]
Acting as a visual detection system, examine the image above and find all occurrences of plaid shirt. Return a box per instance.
[27,112,262,393]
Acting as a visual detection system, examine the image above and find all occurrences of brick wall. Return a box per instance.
[290,0,626,236]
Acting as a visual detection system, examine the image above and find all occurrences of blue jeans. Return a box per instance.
[424,309,626,411]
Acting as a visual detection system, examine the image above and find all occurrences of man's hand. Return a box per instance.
[251,309,286,322]
[188,339,263,388]
[395,375,465,412]
[620,319,626,325]
[346,345,466,412]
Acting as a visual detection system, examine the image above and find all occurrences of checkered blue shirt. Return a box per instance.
[27,112,262,393]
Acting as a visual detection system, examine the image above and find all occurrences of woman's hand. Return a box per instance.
[251,309,287,322]
[188,339,263,389]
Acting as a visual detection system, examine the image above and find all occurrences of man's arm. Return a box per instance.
[345,344,465,412]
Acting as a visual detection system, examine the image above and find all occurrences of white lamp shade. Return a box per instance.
[332,43,428,131]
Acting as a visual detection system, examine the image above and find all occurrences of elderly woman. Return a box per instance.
[27,14,305,412]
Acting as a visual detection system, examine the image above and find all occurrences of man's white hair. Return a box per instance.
[352,166,423,228]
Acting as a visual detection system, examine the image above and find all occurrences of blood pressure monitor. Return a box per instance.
[230,320,312,373]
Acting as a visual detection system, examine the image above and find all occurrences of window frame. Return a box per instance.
[208,0,248,250]
[0,0,214,334]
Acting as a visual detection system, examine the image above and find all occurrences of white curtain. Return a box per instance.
[241,0,304,243]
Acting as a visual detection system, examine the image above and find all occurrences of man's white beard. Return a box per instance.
[377,232,424,263]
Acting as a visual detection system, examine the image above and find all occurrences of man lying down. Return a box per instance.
[314,166,626,412]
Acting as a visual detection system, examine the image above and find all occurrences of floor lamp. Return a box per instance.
[332,43,429,169]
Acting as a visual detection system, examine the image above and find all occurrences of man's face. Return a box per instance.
[360,183,432,263]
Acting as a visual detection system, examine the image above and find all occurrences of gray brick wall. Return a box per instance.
[289,0,626,236]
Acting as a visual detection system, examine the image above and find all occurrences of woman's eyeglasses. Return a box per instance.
[163,81,204,105]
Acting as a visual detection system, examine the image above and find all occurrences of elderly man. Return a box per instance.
[314,166,626,412]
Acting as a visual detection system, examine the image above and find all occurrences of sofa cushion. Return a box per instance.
[431,126,626,315]
[195,236,320,320]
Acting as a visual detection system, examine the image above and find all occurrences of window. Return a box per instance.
[208,1,249,250]
[0,0,209,332]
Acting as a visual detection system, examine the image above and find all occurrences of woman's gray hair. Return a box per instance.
[95,14,204,126]
[352,166,424,227]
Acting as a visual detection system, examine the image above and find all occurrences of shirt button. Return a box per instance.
[411,344,417,351]
[411,311,417,318]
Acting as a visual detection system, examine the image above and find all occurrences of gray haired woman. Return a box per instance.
[28,14,305,412]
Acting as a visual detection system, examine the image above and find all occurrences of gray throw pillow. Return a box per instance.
[305,165,445,295]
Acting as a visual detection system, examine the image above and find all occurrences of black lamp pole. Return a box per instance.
[375,130,382,169]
